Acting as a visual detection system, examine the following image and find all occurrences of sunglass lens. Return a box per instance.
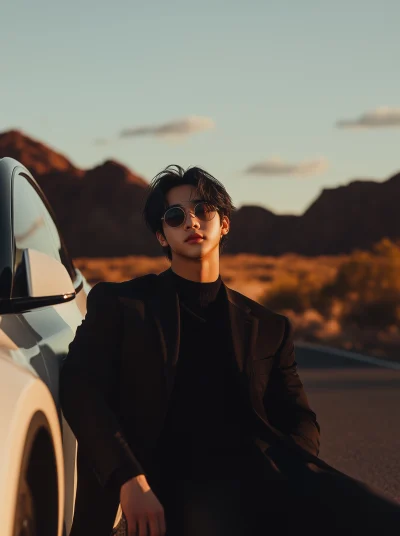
[195,202,216,221]
[164,207,185,227]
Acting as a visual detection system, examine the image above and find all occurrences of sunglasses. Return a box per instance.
[161,202,217,228]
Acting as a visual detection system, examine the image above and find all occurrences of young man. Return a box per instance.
[60,165,400,536]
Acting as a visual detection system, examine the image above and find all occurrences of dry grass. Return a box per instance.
[74,240,400,362]
[75,252,345,301]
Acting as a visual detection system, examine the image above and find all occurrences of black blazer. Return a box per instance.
[60,268,322,534]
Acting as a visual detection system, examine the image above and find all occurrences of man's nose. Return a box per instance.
[184,210,200,229]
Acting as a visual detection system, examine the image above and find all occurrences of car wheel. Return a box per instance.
[13,474,36,536]
[12,411,59,536]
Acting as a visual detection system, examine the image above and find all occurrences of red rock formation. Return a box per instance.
[0,129,81,177]
[1,129,400,258]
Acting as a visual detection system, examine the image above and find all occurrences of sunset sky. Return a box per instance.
[3,0,400,215]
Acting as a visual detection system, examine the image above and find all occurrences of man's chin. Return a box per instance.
[174,241,218,260]
[181,245,210,260]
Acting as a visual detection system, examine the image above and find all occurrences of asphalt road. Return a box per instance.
[295,344,400,504]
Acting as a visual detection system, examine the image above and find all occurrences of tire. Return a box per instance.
[13,474,37,536]
[12,411,58,536]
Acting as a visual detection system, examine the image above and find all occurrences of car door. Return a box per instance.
[11,170,91,535]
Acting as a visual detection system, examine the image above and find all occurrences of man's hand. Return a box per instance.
[120,474,166,536]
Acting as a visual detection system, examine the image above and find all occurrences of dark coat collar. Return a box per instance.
[157,267,252,313]
[148,268,258,400]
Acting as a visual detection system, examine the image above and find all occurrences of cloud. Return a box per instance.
[336,107,400,129]
[245,157,328,177]
[120,115,215,140]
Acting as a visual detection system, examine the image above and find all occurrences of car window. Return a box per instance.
[12,173,76,297]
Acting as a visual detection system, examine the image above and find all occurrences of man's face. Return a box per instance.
[156,184,229,260]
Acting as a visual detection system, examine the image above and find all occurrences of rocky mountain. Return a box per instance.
[0,130,159,257]
[0,130,80,177]
[227,174,400,256]
[1,129,399,258]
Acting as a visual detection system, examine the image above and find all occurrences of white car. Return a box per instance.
[0,157,92,536]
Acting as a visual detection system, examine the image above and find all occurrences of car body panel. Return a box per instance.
[0,356,65,536]
[0,157,91,535]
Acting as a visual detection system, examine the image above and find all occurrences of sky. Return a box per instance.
[2,0,400,215]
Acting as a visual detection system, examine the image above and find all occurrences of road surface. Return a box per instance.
[295,343,400,503]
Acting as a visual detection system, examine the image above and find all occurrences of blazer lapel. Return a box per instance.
[224,285,259,376]
[147,269,180,401]
[147,268,260,402]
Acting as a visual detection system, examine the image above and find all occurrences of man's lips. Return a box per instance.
[185,234,204,242]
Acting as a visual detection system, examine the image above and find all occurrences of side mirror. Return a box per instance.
[0,249,76,314]
[24,248,75,297]
[0,249,77,313]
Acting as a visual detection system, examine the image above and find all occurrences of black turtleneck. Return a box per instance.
[152,270,253,481]
[170,270,222,318]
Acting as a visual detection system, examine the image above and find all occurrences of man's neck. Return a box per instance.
[170,258,220,283]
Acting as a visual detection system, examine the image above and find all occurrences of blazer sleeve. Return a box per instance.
[263,316,321,456]
[59,282,145,490]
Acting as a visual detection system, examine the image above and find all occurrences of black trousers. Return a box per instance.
[149,461,290,535]
[70,445,400,536]
[147,446,400,536]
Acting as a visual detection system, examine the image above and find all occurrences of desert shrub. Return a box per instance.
[324,244,400,299]
[316,238,400,327]
[257,274,273,282]
[263,270,323,313]
[261,238,400,329]
[343,299,400,329]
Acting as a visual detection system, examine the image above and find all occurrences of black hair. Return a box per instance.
[142,165,236,260]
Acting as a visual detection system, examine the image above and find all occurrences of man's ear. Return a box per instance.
[156,230,169,247]
[220,215,230,235]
